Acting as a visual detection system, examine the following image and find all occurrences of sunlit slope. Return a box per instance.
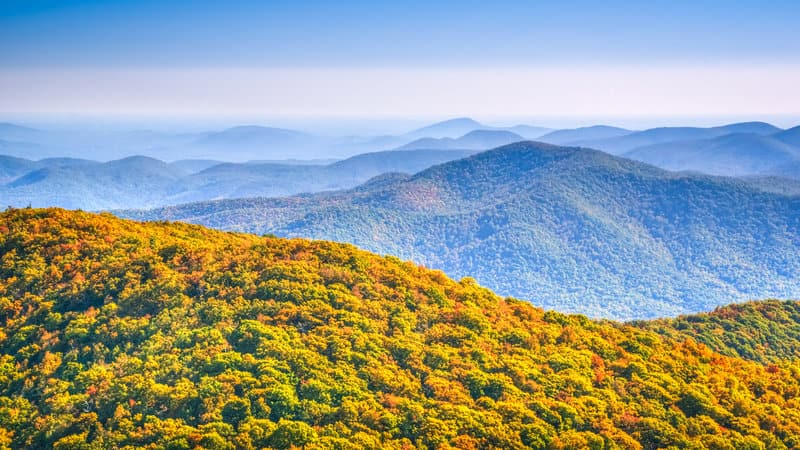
[637,300,800,364]
[1,209,800,448]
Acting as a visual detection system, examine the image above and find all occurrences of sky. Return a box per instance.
[2,0,800,129]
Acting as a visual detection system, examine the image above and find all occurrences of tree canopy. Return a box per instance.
[1,208,799,449]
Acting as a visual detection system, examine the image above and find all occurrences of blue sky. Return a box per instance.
[3,0,799,67]
[1,0,799,124]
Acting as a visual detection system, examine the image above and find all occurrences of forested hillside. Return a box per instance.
[637,300,800,364]
[1,208,800,449]
[123,142,800,319]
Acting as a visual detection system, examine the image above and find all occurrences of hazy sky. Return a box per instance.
[2,0,800,125]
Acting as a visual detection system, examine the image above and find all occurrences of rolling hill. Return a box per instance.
[402,118,550,141]
[0,119,548,161]
[403,117,487,139]
[775,125,800,147]
[2,208,800,448]
[0,149,474,210]
[5,156,183,210]
[164,149,477,205]
[123,142,800,320]
[0,155,38,183]
[0,155,101,184]
[623,132,800,177]
[637,300,800,363]
[0,138,46,161]
[0,123,205,160]
[168,159,228,174]
[576,122,783,155]
[0,122,45,141]
[537,125,634,145]
[180,125,327,160]
[326,149,475,178]
[505,124,553,139]
[398,130,525,151]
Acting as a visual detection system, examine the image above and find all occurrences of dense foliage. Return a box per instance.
[739,176,800,196]
[1,208,800,449]
[638,300,800,364]
[123,142,800,319]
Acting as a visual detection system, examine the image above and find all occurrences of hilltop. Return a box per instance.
[537,125,634,145]
[2,208,800,448]
[637,300,800,364]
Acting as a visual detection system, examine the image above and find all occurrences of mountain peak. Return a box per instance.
[432,117,481,126]
[714,121,782,134]
[776,125,800,146]
[104,155,173,170]
[459,129,522,139]
[406,117,487,138]
[537,125,633,145]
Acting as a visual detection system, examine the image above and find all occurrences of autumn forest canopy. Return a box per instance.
[4,0,800,448]
[1,208,800,449]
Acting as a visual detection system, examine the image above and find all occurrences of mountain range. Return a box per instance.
[402,117,552,140]
[122,141,800,320]
[3,208,800,448]
[0,149,476,210]
[0,122,207,160]
[175,125,328,160]
[398,129,526,151]
[570,121,782,155]
[0,118,550,162]
[3,118,798,180]
[623,127,800,178]
[536,125,634,145]
[530,122,800,179]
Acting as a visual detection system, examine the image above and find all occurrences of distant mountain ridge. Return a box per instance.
[402,118,552,140]
[122,141,800,320]
[0,122,44,141]
[537,125,634,145]
[0,118,552,161]
[622,128,800,178]
[578,121,783,154]
[0,154,96,183]
[625,133,800,174]
[181,125,326,160]
[0,149,476,210]
[775,125,800,147]
[404,117,486,139]
[2,118,794,180]
[398,130,526,150]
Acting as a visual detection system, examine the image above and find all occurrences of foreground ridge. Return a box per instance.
[1,208,800,449]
